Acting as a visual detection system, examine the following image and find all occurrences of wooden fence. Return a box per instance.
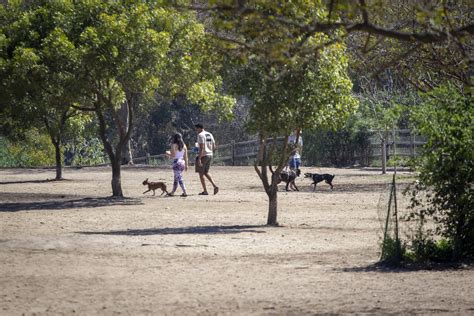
[368,129,427,160]
[132,130,427,167]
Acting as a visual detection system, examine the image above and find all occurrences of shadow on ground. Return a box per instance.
[0,179,60,185]
[0,196,142,212]
[246,182,393,193]
[79,225,267,236]
[337,261,472,273]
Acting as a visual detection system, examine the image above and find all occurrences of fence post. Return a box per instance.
[231,140,235,166]
[146,153,150,165]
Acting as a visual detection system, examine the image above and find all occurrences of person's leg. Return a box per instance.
[289,156,296,170]
[169,162,179,195]
[199,173,208,194]
[177,161,187,195]
[204,173,217,188]
[196,156,208,194]
[203,156,218,194]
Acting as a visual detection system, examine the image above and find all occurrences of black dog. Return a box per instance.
[304,173,335,191]
[278,169,301,191]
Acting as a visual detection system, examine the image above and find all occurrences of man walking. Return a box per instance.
[195,123,219,195]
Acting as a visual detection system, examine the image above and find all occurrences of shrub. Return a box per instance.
[408,83,473,260]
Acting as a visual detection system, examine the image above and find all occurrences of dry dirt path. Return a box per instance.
[0,166,473,315]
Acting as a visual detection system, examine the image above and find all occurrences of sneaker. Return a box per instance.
[166,193,174,197]
[198,192,209,195]
[181,193,188,197]
[214,186,219,195]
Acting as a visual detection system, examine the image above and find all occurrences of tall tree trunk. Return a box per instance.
[254,132,291,226]
[94,90,136,197]
[111,154,123,197]
[121,139,133,165]
[120,101,133,165]
[53,140,62,180]
[266,175,280,226]
[381,138,387,174]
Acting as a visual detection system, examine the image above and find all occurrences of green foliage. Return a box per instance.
[0,131,55,167]
[380,237,404,266]
[303,121,371,167]
[239,41,358,137]
[407,83,473,260]
[64,137,106,166]
[405,237,454,264]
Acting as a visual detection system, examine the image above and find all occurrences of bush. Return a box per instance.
[0,130,55,167]
[408,83,473,260]
[380,237,405,266]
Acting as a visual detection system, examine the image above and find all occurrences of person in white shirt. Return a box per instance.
[166,133,188,197]
[195,123,219,195]
[288,130,303,170]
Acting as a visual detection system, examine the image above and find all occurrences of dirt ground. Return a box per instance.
[0,166,473,315]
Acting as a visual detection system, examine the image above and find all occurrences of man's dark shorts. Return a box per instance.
[195,155,212,174]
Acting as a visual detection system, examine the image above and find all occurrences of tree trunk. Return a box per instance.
[266,182,279,226]
[120,101,133,165]
[111,155,123,197]
[381,138,387,174]
[53,140,63,180]
[121,140,133,165]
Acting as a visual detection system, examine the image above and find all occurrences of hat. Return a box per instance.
[194,123,204,129]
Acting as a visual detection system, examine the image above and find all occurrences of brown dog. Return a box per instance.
[142,178,168,196]
[278,169,301,191]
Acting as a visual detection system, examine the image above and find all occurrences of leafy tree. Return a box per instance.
[227,40,357,225]
[69,1,234,196]
[0,1,87,179]
[408,84,473,260]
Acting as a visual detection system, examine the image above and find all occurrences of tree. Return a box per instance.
[0,1,86,179]
[227,40,357,225]
[356,82,406,173]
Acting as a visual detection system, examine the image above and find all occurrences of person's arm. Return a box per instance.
[198,143,205,166]
[170,144,176,158]
[184,145,188,171]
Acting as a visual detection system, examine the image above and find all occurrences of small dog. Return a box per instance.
[278,169,301,191]
[304,173,335,191]
[142,178,168,196]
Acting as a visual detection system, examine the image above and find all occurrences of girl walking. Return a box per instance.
[166,133,188,197]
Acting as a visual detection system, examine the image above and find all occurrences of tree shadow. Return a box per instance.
[0,179,60,185]
[79,225,267,236]
[0,196,142,212]
[337,261,471,273]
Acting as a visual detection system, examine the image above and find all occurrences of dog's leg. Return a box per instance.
[325,180,334,190]
[293,181,299,191]
[285,181,290,191]
[152,190,156,196]
[143,189,150,194]
[313,183,317,192]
